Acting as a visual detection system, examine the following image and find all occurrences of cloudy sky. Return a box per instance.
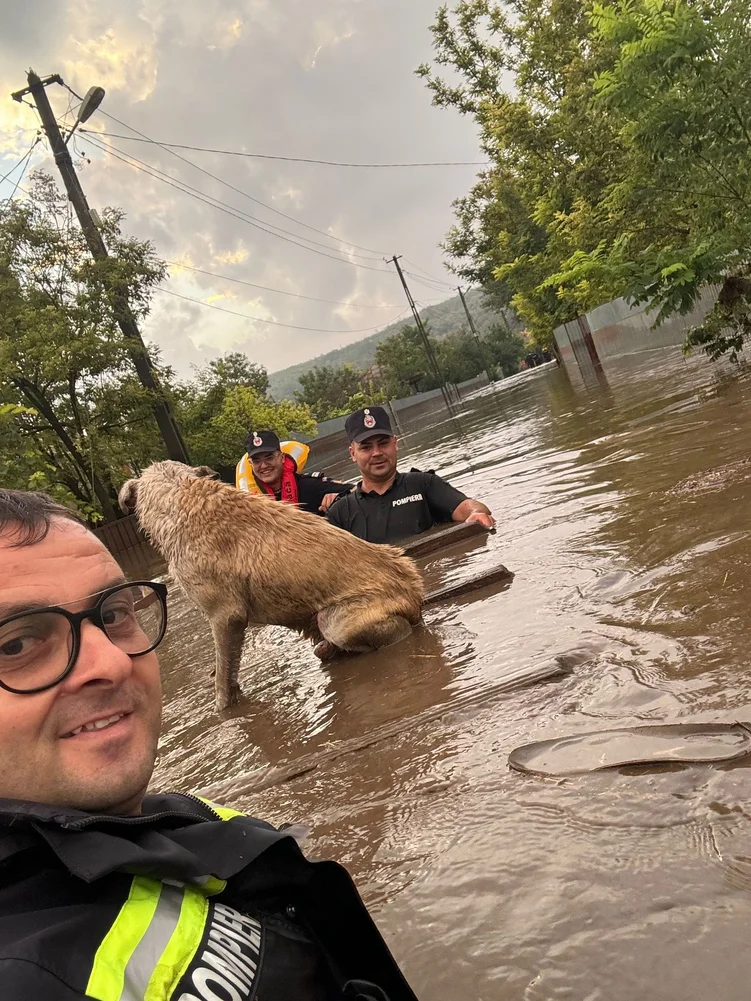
[0,0,484,377]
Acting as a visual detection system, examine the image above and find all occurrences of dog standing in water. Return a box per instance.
[119,461,424,709]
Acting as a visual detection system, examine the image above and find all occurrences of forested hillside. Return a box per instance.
[268,289,519,400]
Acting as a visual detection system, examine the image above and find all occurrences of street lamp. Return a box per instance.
[64,85,105,144]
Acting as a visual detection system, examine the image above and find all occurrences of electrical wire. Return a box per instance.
[155,286,409,332]
[63,82,462,292]
[61,86,390,257]
[402,256,456,288]
[0,137,41,189]
[83,133,384,263]
[82,133,394,274]
[79,130,489,169]
[164,260,435,308]
[403,270,457,295]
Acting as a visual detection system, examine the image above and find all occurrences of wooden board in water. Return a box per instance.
[401,520,491,558]
[424,563,514,606]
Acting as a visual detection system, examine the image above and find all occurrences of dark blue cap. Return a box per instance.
[245,429,281,456]
[345,406,394,443]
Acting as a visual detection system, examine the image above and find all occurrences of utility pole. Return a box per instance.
[458,285,493,383]
[388,255,453,408]
[13,70,191,464]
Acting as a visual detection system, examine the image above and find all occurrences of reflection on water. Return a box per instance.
[149,347,751,999]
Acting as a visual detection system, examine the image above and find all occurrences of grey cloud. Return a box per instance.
[3,0,481,378]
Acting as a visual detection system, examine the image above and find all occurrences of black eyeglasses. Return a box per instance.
[0,581,168,695]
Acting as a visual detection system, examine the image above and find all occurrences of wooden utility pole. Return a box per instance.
[458,285,493,383]
[388,255,453,409]
[13,70,191,464]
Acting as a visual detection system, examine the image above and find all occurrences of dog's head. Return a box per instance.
[118,462,220,514]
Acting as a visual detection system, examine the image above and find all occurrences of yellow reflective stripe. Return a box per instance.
[199,875,227,896]
[196,796,244,822]
[86,876,162,1001]
[144,886,208,1001]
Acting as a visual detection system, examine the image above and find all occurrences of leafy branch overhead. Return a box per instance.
[0,173,316,522]
[419,0,751,357]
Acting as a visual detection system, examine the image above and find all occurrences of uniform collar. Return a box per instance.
[356,471,404,498]
[0,794,292,884]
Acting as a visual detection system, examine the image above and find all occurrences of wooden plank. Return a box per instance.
[401,520,491,558]
[424,564,514,606]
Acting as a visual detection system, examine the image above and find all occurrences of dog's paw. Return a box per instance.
[313,639,340,661]
[215,681,242,711]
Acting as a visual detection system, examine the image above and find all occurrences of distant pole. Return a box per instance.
[458,290,494,386]
[457,286,481,344]
[14,70,191,464]
[388,255,453,409]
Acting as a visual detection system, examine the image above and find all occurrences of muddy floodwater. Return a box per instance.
[142,347,751,1000]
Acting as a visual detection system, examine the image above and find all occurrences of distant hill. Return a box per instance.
[268,289,520,401]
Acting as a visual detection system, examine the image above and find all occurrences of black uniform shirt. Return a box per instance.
[277,472,352,515]
[326,470,467,544]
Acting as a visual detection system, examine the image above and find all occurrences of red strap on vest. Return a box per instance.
[258,454,299,505]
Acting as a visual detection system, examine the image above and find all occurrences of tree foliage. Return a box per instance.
[0,173,316,521]
[375,320,526,394]
[293,363,373,420]
[419,0,751,359]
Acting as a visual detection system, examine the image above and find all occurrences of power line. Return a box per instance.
[62,87,390,257]
[0,137,41,189]
[402,256,456,288]
[402,269,457,295]
[80,130,488,169]
[82,133,393,273]
[155,286,408,332]
[82,133,384,263]
[164,260,432,308]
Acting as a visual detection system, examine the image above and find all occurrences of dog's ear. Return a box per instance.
[192,465,220,480]
[118,478,139,514]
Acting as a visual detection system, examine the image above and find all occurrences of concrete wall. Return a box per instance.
[553,284,723,381]
[303,371,489,469]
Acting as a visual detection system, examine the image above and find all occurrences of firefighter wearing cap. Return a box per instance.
[326,406,495,544]
[240,429,352,515]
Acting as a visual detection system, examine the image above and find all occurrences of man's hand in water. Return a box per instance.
[453,498,496,530]
[465,511,496,530]
[319,493,341,514]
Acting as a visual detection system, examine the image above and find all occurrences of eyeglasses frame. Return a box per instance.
[0,580,168,695]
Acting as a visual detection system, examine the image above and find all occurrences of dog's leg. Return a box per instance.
[317,600,413,657]
[210,613,247,710]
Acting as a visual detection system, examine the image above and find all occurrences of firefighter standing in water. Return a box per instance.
[238,429,352,515]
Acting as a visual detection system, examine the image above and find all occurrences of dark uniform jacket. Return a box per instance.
[273,471,352,516]
[0,794,418,1000]
[326,470,467,544]
[218,466,351,516]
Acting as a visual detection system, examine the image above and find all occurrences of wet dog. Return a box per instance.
[118,461,424,710]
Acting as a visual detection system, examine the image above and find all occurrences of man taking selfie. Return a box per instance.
[0,489,417,1000]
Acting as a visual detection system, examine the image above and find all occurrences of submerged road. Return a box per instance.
[142,347,751,1000]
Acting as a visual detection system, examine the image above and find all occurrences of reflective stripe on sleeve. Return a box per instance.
[86,878,211,1001]
[144,885,208,1001]
[86,876,163,1001]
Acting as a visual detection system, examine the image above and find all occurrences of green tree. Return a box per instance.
[547,0,751,359]
[0,172,168,520]
[0,174,311,520]
[294,363,365,419]
[418,0,624,342]
[484,323,527,376]
[184,385,316,467]
[421,0,751,360]
[374,324,443,396]
[197,352,269,396]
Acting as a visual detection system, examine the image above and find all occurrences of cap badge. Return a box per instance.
[252,435,263,447]
[363,413,376,429]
